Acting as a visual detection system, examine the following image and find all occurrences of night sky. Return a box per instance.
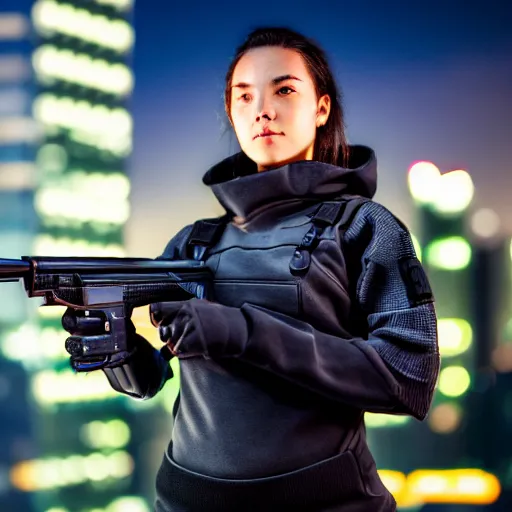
[126,0,512,257]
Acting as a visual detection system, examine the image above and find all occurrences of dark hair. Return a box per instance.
[224,27,348,167]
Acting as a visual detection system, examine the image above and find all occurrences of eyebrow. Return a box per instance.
[231,74,303,90]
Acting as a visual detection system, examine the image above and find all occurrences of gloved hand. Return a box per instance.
[61,307,138,367]
[149,298,248,360]
[61,307,173,399]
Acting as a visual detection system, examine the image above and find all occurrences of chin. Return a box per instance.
[249,151,294,171]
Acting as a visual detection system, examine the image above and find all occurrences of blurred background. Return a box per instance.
[0,0,511,510]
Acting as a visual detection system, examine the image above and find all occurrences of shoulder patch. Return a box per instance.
[398,256,434,307]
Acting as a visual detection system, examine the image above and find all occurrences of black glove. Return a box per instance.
[149,299,248,359]
[62,308,173,399]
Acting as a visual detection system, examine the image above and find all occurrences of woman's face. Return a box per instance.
[229,47,330,172]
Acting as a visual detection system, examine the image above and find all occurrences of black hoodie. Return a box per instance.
[153,146,439,512]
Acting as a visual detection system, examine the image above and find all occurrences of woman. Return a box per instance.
[63,27,440,511]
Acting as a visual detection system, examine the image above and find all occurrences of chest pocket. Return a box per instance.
[183,197,369,318]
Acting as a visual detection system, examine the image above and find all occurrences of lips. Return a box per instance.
[253,128,283,140]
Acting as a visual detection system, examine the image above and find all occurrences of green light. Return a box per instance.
[438,318,473,357]
[80,419,131,449]
[161,359,181,415]
[504,318,512,343]
[425,237,472,270]
[106,496,150,512]
[365,413,410,428]
[410,232,422,262]
[36,143,68,174]
[438,366,471,397]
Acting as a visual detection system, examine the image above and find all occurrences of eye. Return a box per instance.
[238,93,251,102]
[277,86,294,95]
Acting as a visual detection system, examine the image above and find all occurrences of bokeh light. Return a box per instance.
[431,170,474,215]
[425,236,472,270]
[31,0,134,53]
[438,366,471,397]
[438,318,473,357]
[428,402,463,434]
[471,208,501,239]
[407,161,441,204]
[32,45,134,97]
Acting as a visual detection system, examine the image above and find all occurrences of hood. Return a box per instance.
[202,145,377,219]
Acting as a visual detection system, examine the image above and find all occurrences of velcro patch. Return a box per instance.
[398,257,434,307]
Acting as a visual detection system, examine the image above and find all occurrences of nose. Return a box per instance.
[255,95,276,123]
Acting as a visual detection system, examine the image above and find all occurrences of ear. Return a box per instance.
[316,94,331,127]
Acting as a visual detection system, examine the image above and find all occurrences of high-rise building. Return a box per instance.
[465,235,512,509]
[0,2,178,511]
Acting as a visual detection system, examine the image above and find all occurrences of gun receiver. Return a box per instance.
[0,256,212,371]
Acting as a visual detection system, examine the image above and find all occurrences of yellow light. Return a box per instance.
[106,451,134,478]
[431,170,474,215]
[33,235,125,257]
[31,0,134,53]
[365,413,410,428]
[377,470,410,504]
[425,237,472,270]
[33,93,132,155]
[378,470,406,494]
[408,161,441,204]
[438,366,471,397]
[438,318,473,357]
[10,451,133,491]
[428,402,463,434]
[407,469,501,504]
[32,45,133,97]
[31,369,119,405]
[83,453,110,482]
[38,305,66,318]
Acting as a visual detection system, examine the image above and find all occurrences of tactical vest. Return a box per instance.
[185,195,369,316]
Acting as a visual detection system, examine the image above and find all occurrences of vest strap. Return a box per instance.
[311,201,345,226]
[186,214,230,260]
[290,196,369,275]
